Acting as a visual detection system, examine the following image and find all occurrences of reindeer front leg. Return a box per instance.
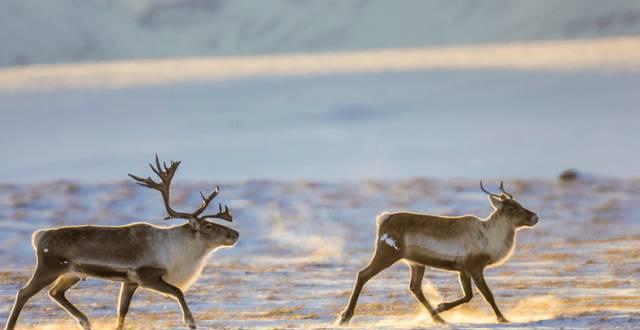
[116,282,138,330]
[137,268,197,329]
[470,269,509,323]
[408,264,445,323]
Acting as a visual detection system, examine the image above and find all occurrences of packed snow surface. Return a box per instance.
[0,178,638,329]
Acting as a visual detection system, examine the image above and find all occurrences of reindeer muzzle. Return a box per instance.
[225,229,240,245]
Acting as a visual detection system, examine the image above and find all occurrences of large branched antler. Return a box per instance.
[201,203,233,222]
[128,154,233,222]
[128,155,191,220]
[190,185,233,221]
[192,186,219,217]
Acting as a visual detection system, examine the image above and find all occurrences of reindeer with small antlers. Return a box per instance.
[338,181,539,325]
[5,155,238,330]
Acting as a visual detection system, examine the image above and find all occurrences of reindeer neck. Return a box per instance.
[485,211,515,232]
[482,211,517,262]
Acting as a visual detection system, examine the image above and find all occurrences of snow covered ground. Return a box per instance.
[1,3,639,328]
[0,178,638,329]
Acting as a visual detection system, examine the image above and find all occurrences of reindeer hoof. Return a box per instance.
[498,316,510,324]
[78,318,91,330]
[432,315,446,324]
[337,311,352,326]
[434,303,448,313]
[184,317,197,329]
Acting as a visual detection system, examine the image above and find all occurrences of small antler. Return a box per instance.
[480,180,502,199]
[128,155,232,222]
[498,181,513,199]
[202,203,233,222]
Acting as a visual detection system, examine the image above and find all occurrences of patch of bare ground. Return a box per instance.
[537,252,577,261]
[352,300,417,317]
[226,305,322,321]
[0,270,30,285]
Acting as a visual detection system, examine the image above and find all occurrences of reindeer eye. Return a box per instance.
[204,224,214,231]
[506,206,516,213]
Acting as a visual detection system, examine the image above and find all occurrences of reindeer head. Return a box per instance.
[129,155,239,247]
[481,181,539,228]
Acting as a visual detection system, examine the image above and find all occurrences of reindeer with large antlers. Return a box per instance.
[5,155,238,330]
[338,181,539,325]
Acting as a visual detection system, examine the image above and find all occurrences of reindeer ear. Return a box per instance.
[188,218,201,231]
[489,195,505,210]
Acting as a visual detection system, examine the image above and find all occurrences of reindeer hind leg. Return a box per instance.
[5,264,64,330]
[338,241,400,325]
[435,271,473,314]
[48,274,90,330]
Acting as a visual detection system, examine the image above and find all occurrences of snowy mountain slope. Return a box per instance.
[2,0,640,66]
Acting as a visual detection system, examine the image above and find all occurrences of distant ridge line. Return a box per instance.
[2,37,640,91]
